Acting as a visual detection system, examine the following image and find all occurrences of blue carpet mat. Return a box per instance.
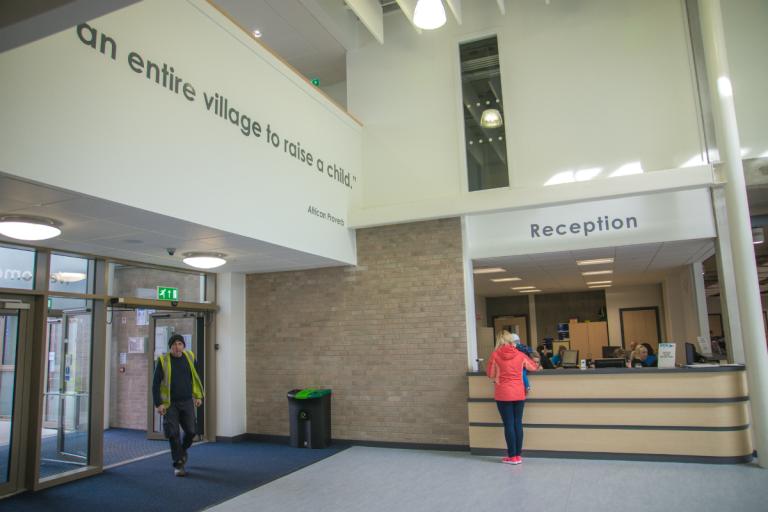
[0,441,346,512]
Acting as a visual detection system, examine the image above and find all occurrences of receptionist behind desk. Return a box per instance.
[631,343,657,367]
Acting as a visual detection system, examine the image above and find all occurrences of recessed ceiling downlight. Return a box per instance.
[0,215,62,241]
[182,252,227,269]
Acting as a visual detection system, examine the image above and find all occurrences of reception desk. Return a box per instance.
[467,366,752,463]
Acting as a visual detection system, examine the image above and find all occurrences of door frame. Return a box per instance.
[0,296,34,497]
[146,312,205,441]
[619,306,662,351]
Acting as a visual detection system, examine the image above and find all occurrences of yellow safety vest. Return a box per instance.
[158,350,204,408]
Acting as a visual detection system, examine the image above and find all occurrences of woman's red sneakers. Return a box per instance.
[501,456,521,465]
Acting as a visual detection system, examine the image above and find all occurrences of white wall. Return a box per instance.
[348,0,706,226]
[215,272,246,438]
[605,284,665,347]
[722,0,768,159]
[0,0,361,264]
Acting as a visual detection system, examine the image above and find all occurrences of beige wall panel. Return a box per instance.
[468,372,747,400]
[468,401,750,428]
[469,426,753,457]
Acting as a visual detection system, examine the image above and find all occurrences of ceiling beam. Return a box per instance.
[496,0,506,16]
[345,0,384,44]
[394,0,422,34]
[445,0,462,25]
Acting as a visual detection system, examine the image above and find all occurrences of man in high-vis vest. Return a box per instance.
[152,333,204,477]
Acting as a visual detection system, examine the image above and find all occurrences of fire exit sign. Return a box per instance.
[156,286,179,301]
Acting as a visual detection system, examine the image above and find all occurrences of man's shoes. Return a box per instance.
[174,465,187,477]
[513,455,523,464]
[501,456,521,465]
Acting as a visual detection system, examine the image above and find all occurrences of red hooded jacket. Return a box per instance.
[486,344,540,401]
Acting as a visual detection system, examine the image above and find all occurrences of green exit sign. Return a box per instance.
[157,286,179,301]
[310,77,320,86]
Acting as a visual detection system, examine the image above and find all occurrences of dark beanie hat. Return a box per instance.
[168,334,186,348]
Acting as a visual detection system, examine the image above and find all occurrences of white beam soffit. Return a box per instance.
[445,0,462,25]
[346,0,384,44]
[394,0,422,34]
[496,0,506,16]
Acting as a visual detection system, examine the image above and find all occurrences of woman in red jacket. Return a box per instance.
[486,330,541,464]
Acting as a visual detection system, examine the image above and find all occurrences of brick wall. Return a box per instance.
[245,218,469,445]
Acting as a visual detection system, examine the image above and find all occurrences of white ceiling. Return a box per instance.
[0,174,343,273]
[473,239,715,297]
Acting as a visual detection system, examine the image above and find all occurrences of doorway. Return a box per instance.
[105,308,206,466]
[619,307,662,352]
[0,296,33,497]
[493,315,529,347]
[147,312,205,441]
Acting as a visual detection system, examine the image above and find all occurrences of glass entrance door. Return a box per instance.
[0,298,31,496]
[40,306,93,478]
[147,313,203,440]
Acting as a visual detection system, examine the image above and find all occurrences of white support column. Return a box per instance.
[711,187,746,363]
[461,216,479,371]
[215,272,247,438]
[691,261,710,347]
[699,0,768,467]
[528,294,538,348]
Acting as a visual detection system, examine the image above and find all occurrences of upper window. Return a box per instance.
[0,244,36,290]
[460,36,509,192]
[49,253,95,294]
[108,263,214,303]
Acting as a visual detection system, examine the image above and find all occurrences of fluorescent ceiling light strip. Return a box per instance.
[473,268,505,274]
[586,281,612,285]
[519,289,541,293]
[512,286,536,290]
[582,270,613,276]
[576,258,614,266]
[589,285,612,288]
[491,277,521,282]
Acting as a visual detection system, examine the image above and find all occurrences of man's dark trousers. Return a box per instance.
[164,399,196,467]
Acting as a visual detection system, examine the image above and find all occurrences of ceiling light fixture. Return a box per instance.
[588,284,612,288]
[586,280,612,285]
[512,286,536,290]
[519,289,541,293]
[576,258,614,266]
[473,267,505,274]
[491,277,521,282]
[182,252,227,269]
[252,29,262,38]
[413,0,446,30]
[480,108,503,129]
[581,270,613,276]
[0,215,62,241]
[52,272,87,283]
[753,227,764,245]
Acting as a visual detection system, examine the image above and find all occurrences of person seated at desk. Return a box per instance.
[536,344,555,369]
[550,346,567,367]
[631,343,657,367]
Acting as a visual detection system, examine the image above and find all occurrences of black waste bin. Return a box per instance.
[287,388,332,448]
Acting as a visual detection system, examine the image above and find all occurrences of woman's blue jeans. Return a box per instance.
[496,400,525,457]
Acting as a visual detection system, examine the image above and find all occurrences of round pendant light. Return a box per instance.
[0,215,62,241]
[480,108,503,128]
[182,252,227,269]
[413,0,447,30]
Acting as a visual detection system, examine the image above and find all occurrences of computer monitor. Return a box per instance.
[561,349,579,368]
[594,358,627,369]
[601,346,617,358]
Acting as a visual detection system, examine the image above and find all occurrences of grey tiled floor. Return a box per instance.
[206,446,768,512]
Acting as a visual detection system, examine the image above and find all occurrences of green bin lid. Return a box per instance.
[294,388,332,399]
